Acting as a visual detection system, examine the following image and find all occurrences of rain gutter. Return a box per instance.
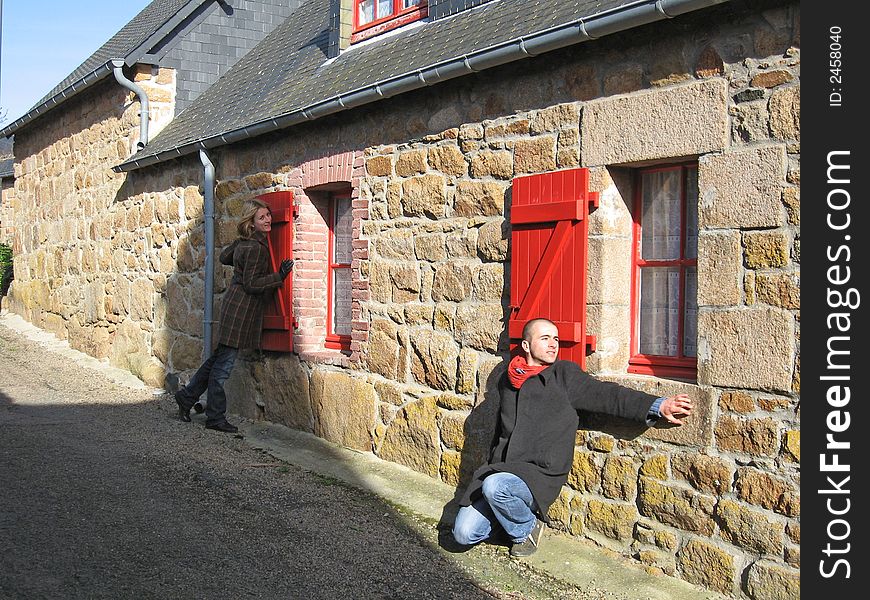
[0,62,115,139]
[113,0,729,173]
[0,57,154,143]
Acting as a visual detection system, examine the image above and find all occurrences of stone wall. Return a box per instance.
[7,67,177,383]
[7,1,799,598]
[353,71,797,600]
[218,3,799,594]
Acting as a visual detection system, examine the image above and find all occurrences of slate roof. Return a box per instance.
[119,0,727,170]
[1,0,204,138]
[0,157,14,180]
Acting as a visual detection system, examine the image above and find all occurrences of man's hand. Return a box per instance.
[659,393,693,425]
[279,258,294,279]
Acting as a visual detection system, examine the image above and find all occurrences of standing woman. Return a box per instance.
[174,198,293,433]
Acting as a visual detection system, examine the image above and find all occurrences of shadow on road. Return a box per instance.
[0,328,503,600]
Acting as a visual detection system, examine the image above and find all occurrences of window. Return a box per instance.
[352,0,428,43]
[629,164,698,379]
[327,193,353,350]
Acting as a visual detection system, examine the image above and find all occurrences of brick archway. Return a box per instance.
[289,150,369,363]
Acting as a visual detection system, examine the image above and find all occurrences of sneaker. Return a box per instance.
[205,420,239,434]
[510,520,544,557]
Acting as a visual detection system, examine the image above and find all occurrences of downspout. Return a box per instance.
[111,59,150,150]
[199,149,216,360]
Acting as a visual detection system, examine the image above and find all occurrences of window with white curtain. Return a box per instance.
[630,164,698,379]
[327,194,353,349]
[353,0,426,42]
[356,0,423,26]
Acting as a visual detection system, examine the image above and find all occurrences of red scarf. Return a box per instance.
[507,354,548,389]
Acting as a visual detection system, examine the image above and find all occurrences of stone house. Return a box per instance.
[1,137,14,245]
[2,0,800,598]
[0,156,13,246]
[1,154,14,309]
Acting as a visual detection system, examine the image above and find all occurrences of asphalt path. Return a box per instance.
[1,323,509,600]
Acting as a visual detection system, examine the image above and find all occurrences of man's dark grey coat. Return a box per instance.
[459,359,659,518]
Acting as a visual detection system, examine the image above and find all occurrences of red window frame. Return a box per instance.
[628,163,698,380]
[326,193,352,351]
[351,0,428,43]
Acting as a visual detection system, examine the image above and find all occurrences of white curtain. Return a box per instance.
[638,169,697,357]
[332,197,354,335]
[359,0,374,24]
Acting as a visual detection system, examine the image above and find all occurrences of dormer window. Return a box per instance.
[352,0,428,43]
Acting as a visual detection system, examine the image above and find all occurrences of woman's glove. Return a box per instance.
[279,258,295,279]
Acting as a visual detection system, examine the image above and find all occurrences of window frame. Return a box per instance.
[325,193,353,351]
[351,0,428,43]
[628,162,698,380]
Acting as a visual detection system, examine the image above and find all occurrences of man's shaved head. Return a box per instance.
[522,318,556,342]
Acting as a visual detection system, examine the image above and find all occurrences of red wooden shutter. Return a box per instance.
[259,191,295,352]
[509,169,598,369]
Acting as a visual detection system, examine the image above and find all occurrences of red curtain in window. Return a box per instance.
[509,169,598,369]
[259,191,295,352]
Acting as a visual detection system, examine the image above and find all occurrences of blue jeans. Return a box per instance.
[177,344,238,425]
[452,472,539,545]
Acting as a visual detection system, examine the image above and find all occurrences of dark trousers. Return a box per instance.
[178,344,239,425]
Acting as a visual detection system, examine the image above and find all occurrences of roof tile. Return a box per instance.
[133,0,641,163]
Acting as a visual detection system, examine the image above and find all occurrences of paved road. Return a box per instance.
[1,323,521,600]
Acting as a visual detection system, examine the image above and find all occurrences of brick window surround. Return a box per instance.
[628,162,698,380]
[288,151,368,365]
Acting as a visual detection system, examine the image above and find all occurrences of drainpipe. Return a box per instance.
[193,148,216,414]
[199,149,216,359]
[111,59,150,150]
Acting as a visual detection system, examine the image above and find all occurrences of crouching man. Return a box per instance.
[451,318,693,557]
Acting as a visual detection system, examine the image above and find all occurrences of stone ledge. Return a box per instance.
[299,349,352,367]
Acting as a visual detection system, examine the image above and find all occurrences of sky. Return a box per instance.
[1,0,149,126]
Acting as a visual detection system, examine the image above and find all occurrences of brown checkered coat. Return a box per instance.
[216,232,284,350]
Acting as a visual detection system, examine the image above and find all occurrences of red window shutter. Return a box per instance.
[509,169,598,369]
[259,191,295,352]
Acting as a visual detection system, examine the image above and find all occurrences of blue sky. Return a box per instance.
[1,1,148,125]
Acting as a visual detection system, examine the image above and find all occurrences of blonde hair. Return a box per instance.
[237,198,271,239]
